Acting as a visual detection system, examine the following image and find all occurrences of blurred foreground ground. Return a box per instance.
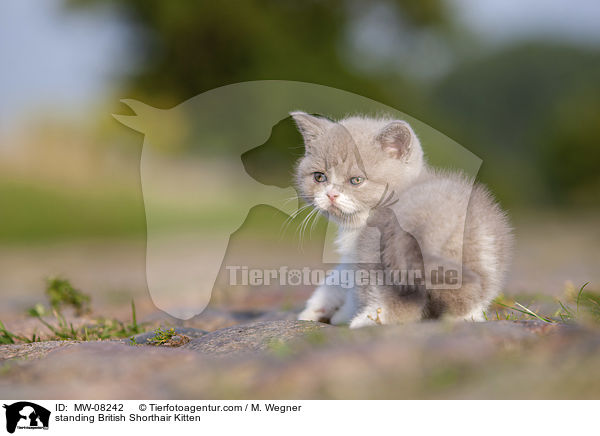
[1,318,599,399]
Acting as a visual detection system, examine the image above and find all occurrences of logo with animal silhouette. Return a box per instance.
[113,80,482,320]
[3,402,50,433]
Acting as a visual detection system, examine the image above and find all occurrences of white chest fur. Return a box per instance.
[335,226,381,263]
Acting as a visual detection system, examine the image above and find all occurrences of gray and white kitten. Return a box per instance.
[291,112,513,328]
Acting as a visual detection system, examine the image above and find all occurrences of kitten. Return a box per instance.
[291,112,513,328]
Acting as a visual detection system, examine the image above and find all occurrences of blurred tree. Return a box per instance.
[66,1,600,208]
[539,83,600,205]
[67,0,448,108]
[429,43,600,206]
[67,0,452,201]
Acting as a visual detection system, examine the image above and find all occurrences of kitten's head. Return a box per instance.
[291,112,424,229]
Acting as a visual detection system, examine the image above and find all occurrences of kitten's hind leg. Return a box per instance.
[349,285,426,328]
[425,265,487,321]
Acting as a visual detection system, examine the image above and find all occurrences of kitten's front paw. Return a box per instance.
[330,296,358,325]
[349,308,382,329]
[330,308,353,326]
[298,307,332,323]
[349,314,377,329]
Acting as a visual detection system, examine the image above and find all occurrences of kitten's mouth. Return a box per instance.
[326,204,343,214]
[318,203,345,217]
[320,203,361,221]
[308,201,367,229]
[310,197,364,226]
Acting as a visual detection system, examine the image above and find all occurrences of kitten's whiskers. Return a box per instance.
[279,201,314,239]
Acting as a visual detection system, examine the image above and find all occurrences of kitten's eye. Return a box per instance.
[313,172,327,183]
[350,176,364,185]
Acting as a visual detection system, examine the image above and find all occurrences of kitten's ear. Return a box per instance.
[290,111,332,150]
[376,120,417,160]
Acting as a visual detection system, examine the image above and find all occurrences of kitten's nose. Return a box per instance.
[327,192,339,202]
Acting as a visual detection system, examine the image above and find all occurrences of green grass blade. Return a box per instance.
[495,301,554,323]
[576,282,590,314]
[514,302,554,323]
[558,300,574,319]
[0,320,15,344]
[131,299,139,333]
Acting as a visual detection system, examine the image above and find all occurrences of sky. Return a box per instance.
[0,0,127,131]
[451,0,600,47]
[1,0,599,131]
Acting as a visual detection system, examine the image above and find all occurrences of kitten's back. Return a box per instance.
[392,169,513,303]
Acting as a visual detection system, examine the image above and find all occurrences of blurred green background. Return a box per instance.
[0,0,598,311]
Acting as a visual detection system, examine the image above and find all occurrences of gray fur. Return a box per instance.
[291,112,513,326]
